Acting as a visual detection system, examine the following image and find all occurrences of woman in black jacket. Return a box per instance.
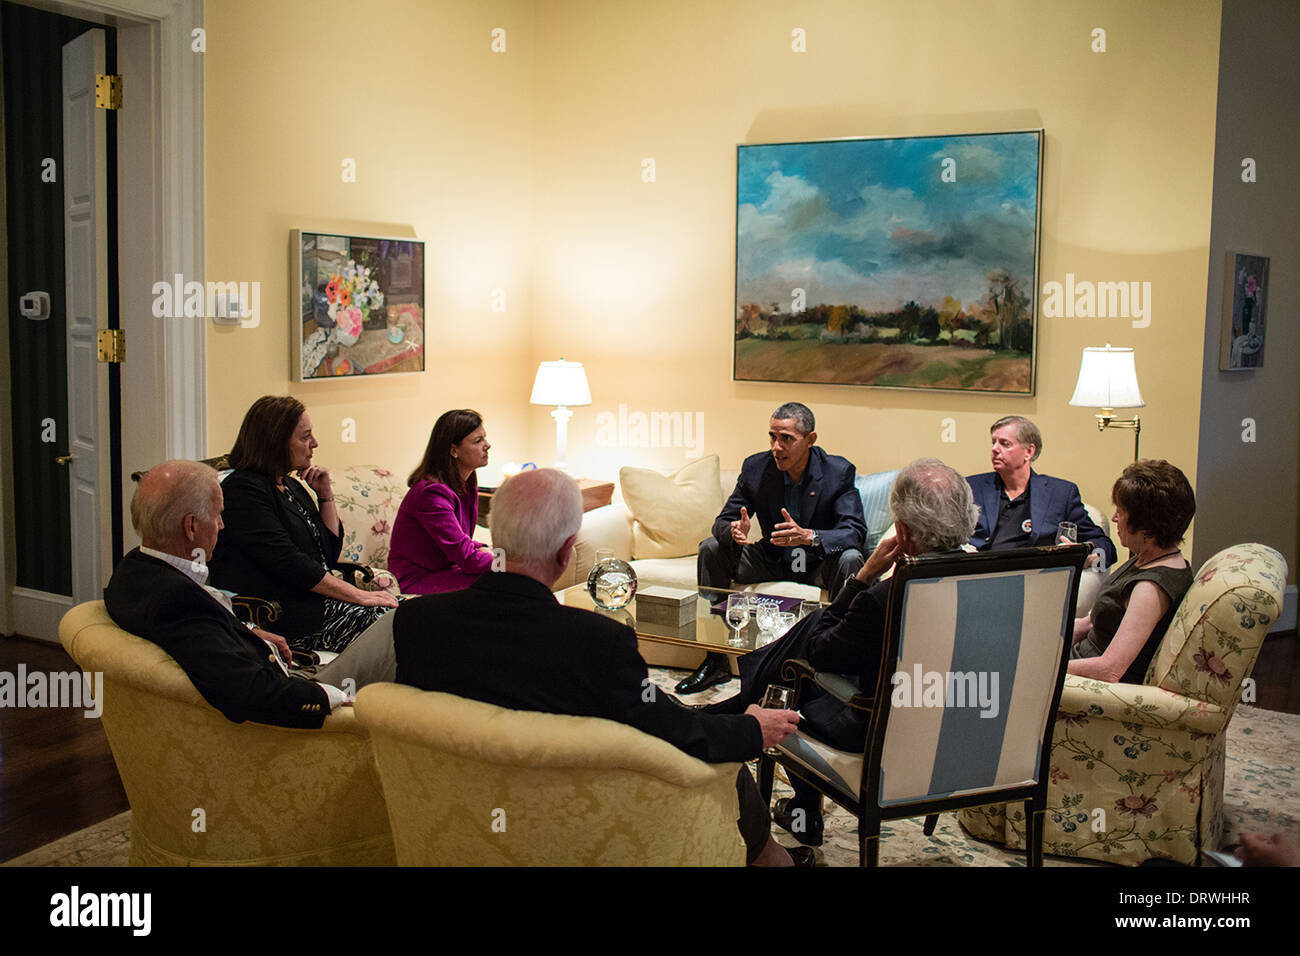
[210,395,398,652]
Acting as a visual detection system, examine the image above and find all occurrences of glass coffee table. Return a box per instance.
[557,585,814,659]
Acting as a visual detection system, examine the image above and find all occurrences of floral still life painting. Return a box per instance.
[295,231,425,380]
[734,131,1043,394]
[1220,252,1269,370]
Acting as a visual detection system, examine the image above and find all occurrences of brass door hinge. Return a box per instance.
[95,74,123,110]
[97,328,125,363]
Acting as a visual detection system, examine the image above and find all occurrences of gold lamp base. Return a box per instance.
[1095,408,1141,461]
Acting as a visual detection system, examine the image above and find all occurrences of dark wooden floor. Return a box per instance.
[0,635,129,862]
[1254,629,1300,714]
[0,628,1296,863]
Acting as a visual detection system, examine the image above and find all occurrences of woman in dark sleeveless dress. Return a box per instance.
[210,395,399,653]
[1068,460,1196,684]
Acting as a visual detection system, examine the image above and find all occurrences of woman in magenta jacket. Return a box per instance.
[388,409,496,594]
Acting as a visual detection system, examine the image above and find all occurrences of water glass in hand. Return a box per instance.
[759,684,796,755]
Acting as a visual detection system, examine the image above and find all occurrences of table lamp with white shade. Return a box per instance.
[1068,344,1146,460]
[530,359,591,471]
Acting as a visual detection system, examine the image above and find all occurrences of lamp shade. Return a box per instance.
[1068,345,1145,409]
[529,359,592,407]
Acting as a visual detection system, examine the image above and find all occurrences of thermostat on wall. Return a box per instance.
[20,291,51,320]
[211,290,242,325]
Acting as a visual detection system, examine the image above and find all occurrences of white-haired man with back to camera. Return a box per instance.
[393,467,815,866]
[705,458,981,847]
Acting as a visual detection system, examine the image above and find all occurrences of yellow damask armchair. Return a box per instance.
[959,543,1287,865]
[60,602,395,866]
[354,684,746,866]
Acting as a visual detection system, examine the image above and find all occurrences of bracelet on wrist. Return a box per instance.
[318,496,334,503]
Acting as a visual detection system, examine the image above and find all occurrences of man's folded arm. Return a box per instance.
[153,604,330,729]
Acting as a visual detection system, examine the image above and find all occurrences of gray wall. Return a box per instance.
[1194,0,1299,588]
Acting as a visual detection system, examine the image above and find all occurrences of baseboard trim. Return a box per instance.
[9,588,75,644]
[1270,585,1298,634]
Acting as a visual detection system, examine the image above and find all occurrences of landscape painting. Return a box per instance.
[734,131,1043,394]
[294,230,425,381]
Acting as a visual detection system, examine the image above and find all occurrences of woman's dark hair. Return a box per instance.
[228,395,306,479]
[408,409,484,492]
[1111,459,1196,549]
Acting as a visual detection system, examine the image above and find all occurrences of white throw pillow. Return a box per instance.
[620,456,724,560]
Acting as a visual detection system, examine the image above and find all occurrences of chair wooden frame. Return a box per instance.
[758,544,1089,866]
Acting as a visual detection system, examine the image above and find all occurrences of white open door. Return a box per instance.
[63,28,111,606]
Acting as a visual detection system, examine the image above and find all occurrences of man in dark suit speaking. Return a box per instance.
[679,402,867,694]
[967,416,1116,567]
[104,460,395,729]
[394,468,810,865]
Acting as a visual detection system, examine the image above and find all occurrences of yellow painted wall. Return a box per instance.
[529,0,1221,561]
[205,0,536,484]
[206,0,1222,556]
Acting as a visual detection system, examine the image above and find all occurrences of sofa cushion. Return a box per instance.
[620,456,724,560]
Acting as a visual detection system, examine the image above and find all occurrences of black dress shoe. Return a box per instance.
[787,845,818,867]
[674,653,733,694]
[773,797,824,847]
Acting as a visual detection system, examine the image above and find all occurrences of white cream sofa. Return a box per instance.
[330,459,1110,621]
[576,461,1111,608]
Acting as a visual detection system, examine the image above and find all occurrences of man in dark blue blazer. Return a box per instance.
[680,402,867,694]
[967,416,1116,566]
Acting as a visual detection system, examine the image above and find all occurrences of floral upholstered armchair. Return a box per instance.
[332,465,408,595]
[958,543,1288,865]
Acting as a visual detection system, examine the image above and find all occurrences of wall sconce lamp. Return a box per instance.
[1068,344,1146,460]
[529,359,591,472]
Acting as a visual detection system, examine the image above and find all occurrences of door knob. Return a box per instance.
[56,454,76,466]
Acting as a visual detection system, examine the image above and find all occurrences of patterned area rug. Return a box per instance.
[6,677,1296,868]
[644,672,1300,868]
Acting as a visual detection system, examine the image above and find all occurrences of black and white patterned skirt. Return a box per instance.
[294,598,395,654]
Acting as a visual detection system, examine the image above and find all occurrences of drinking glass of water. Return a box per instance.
[726,593,750,647]
[754,599,780,634]
[1057,522,1077,545]
[759,684,796,755]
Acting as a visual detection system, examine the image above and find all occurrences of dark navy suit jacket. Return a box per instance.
[104,549,330,728]
[394,572,761,764]
[966,470,1117,565]
[712,447,866,562]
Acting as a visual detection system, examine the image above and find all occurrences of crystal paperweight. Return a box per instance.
[586,555,638,610]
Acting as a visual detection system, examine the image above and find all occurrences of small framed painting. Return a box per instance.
[1219,252,1269,370]
[293,230,425,380]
